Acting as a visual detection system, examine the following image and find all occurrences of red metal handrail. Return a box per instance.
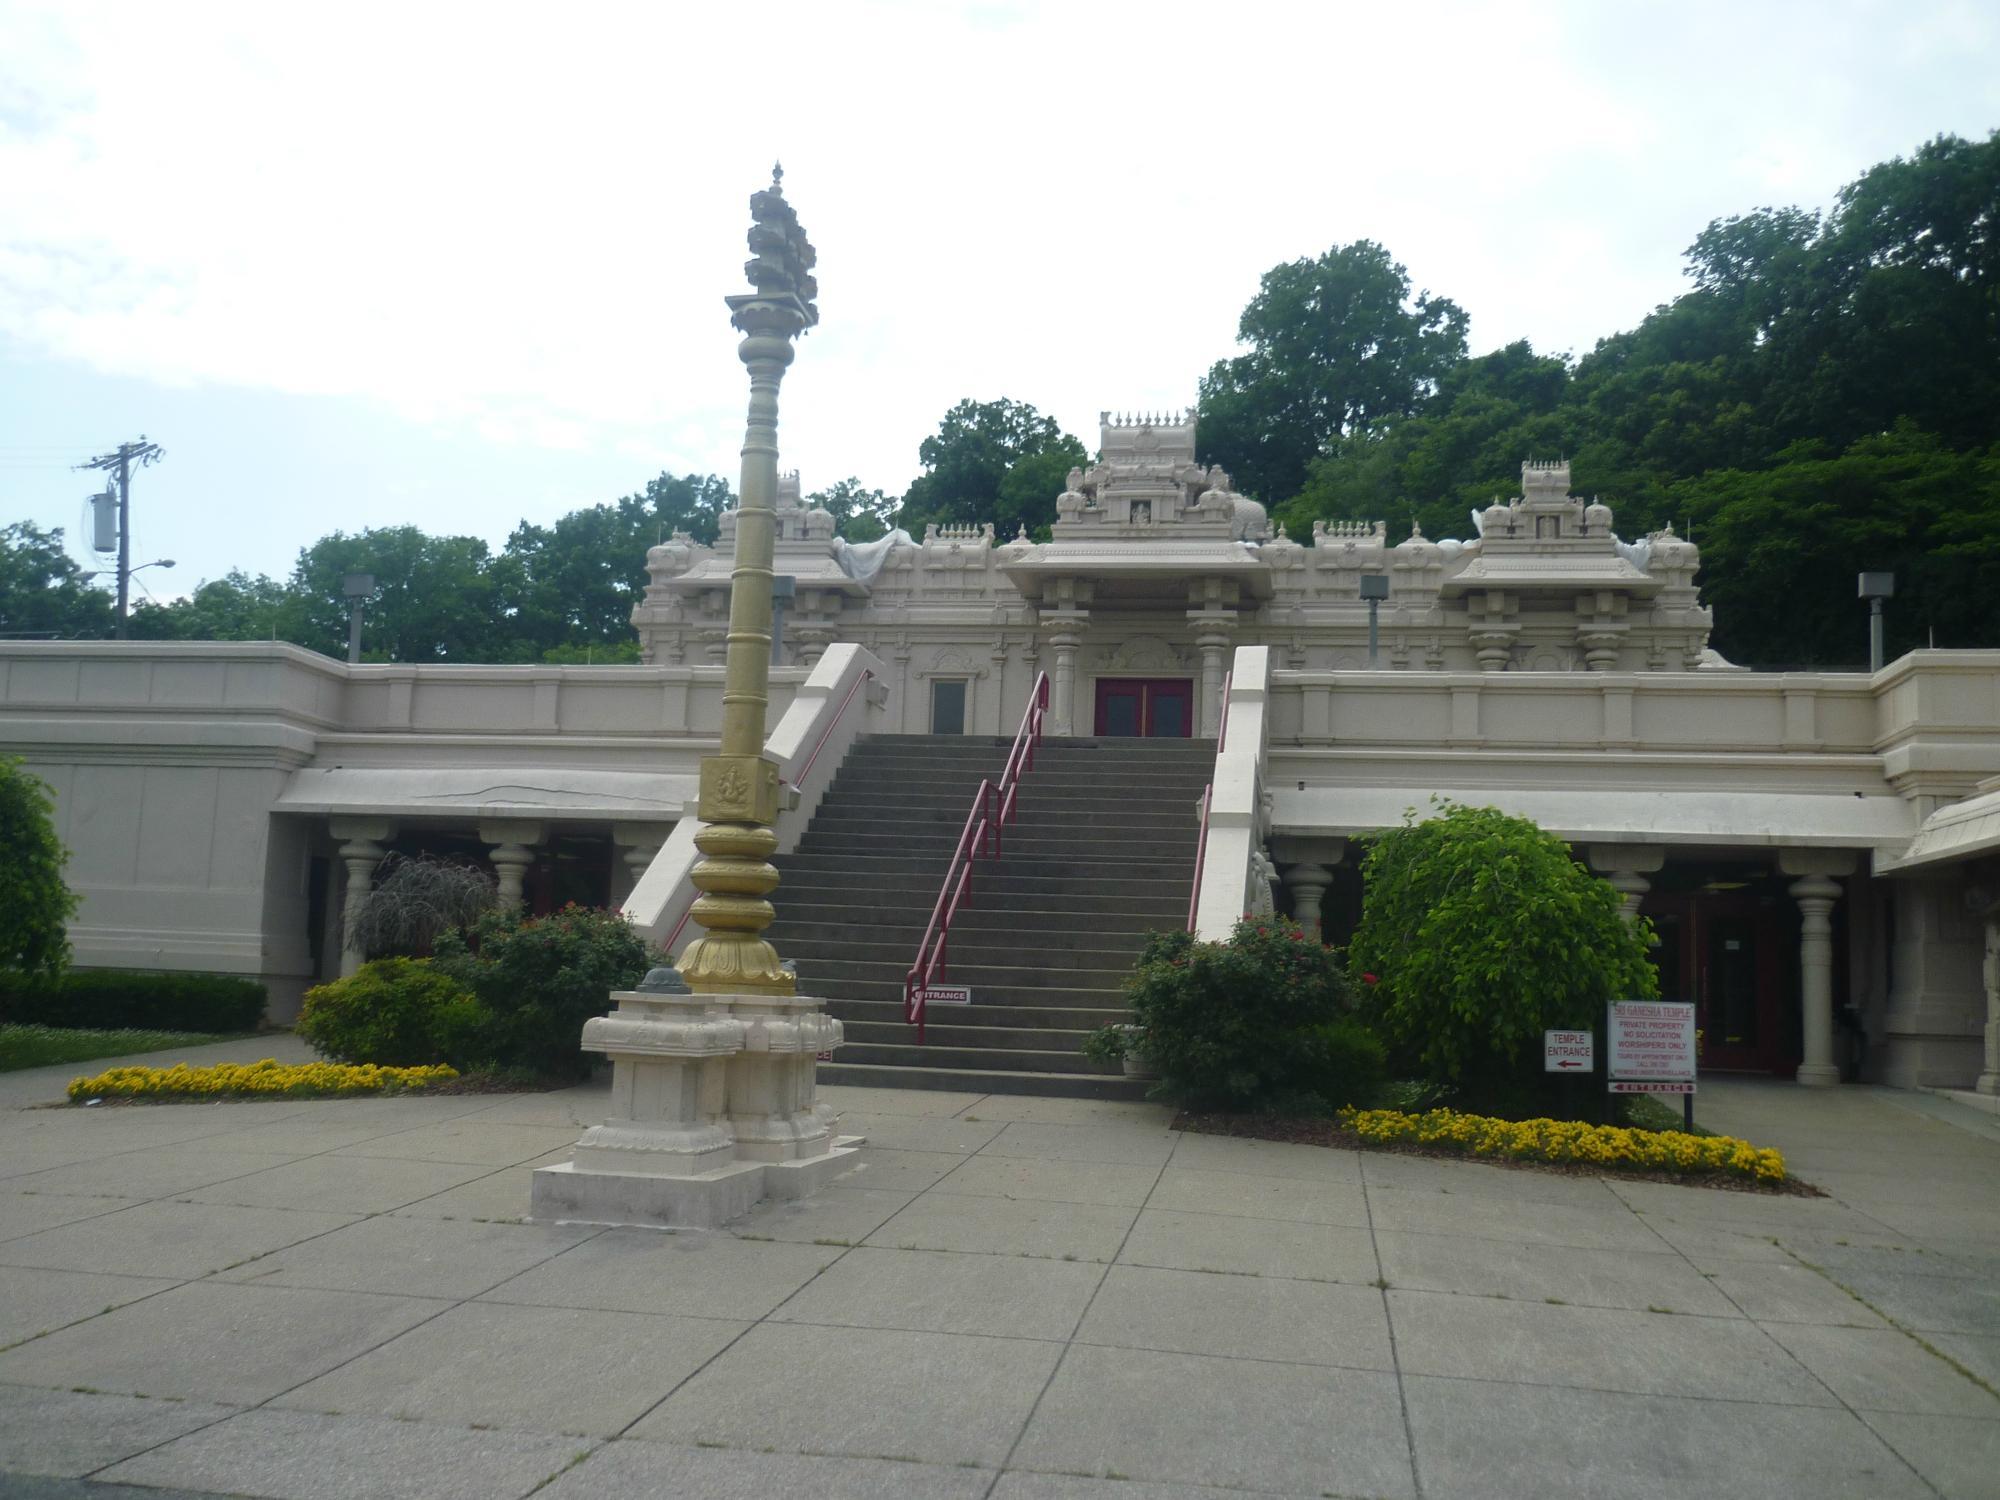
[905,671,1049,1041]
[1186,784,1213,933]
[663,666,874,955]
[1185,672,1231,933]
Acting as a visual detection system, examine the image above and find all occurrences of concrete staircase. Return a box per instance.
[768,733,1214,1099]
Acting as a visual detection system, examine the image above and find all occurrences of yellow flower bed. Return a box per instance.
[68,1058,458,1102]
[1339,1106,1786,1183]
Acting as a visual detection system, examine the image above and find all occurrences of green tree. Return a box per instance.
[496,472,736,661]
[1673,427,2000,665]
[807,477,897,542]
[1281,340,1574,541]
[1349,802,1656,1088]
[896,399,1089,537]
[0,758,79,977]
[1198,241,1469,506]
[127,570,289,643]
[0,523,114,640]
[279,527,509,662]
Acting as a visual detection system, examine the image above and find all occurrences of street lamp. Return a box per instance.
[675,165,819,996]
[342,573,375,665]
[1359,573,1390,668]
[1858,571,1894,673]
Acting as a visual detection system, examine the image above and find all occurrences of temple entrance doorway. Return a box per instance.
[1645,885,1789,1074]
[1093,678,1194,737]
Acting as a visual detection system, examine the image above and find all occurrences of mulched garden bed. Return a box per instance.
[1172,1109,1824,1197]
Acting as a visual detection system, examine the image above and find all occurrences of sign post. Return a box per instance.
[1607,1001,1698,1129]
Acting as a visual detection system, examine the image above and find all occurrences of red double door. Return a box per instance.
[1093,678,1194,738]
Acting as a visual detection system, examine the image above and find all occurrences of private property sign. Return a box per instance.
[1544,1030,1594,1072]
[1607,1001,1698,1085]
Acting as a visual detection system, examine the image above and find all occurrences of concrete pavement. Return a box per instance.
[0,1064,1994,1499]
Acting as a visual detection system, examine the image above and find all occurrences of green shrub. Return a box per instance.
[431,904,661,1079]
[298,958,489,1068]
[1115,919,1378,1114]
[0,970,267,1033]
[0,758,78,978]
[1347,800,1657,1088]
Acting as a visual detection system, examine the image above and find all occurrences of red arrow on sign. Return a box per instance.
[1554,1059,1586,1070]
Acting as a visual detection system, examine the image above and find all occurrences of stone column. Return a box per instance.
[1790,874,1843,1087]
[480,820,547,912]
[1975,891,1999,1096]
[1045,622,1085,737]
[1195,627,1234,738]
[1779,850,1856,1088]
[329,816,394,977]
[612,823,668,906]
[1587,844,1664,927]
[1284,864,1335,938]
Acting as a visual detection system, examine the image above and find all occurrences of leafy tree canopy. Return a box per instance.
[0,757,79,978]
[1349,802,1657,1088]
[807,477,898,542]
[0,523,114,640]
[1198,240,1470,506]
[896,398,1089,539]
[1275,131,2000,665]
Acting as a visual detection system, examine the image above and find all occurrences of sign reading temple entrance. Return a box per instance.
[1544,1029,1593,1072]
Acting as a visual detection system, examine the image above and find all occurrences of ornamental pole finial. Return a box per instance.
[771,160,784,192]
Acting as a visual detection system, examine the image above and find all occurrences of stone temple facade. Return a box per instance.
[634,415,1717,742]
[4,408,1999,1102]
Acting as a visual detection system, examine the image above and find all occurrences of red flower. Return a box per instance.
[1362,972,1379,985]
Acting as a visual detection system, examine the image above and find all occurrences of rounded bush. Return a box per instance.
[429,904,660,1079]
[1347,800,1658,1088]
[298,958,487,1068]
[1122,919,1374,1113]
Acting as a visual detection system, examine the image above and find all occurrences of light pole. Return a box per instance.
[676,166,818,996]
[1858,572,1894,673]
[1360,573,1389,668]
[342,573,375,664]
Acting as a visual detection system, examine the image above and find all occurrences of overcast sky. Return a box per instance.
[3,0,1996,598]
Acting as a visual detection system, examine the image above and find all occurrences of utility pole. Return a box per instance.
[79,438,165,639]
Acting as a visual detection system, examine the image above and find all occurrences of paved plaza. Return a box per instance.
[0,1039,1996,1499]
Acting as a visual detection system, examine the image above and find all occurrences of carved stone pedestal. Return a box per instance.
[530,979,861,1229]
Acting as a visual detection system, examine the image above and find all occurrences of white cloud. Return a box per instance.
[1,0,1995,514]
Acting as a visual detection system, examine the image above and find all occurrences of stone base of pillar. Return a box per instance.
[530,983,862,1230]
[1795,1062,1841,1088]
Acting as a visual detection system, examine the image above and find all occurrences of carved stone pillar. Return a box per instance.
[1780,850,1857,1087]
[1587,844,1664,927]
[329,816,395,978]
[612,822,668,906]
[1791,874,1843,1087]
[1045,623,1085,737]
[1284,864,1335,938]
[480,820,547,912]
[1976,891,2000,1096]
[1195,627,1234,738]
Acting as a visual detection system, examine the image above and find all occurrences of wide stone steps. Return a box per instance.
[764,732,1211,1097]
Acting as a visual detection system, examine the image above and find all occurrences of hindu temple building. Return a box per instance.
[4,411,1998,1102]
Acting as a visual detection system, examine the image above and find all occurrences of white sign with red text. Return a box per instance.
[1607,1001,1697,1083]
[1544,1030,1594,1073]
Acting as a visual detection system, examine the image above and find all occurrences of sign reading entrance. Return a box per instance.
[1609,1080,1695,1094]
[915,984,972,1006]
[1544,1030,1594,1072]
[1607,1001,1697,1085]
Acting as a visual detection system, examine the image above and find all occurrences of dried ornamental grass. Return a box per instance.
[68,1058,457,1101]
[1339,1105,1787,1184]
